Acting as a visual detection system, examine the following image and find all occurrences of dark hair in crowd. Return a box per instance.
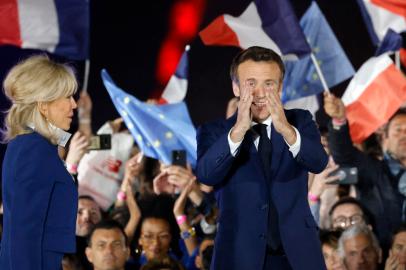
[390,223,406,248]
[385,108,406,136]
[319,229,342,249]
[87,219,128,247]
[329,197,374,228]
[229,46,285,84]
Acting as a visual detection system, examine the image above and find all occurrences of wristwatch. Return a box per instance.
[180,227,196,239]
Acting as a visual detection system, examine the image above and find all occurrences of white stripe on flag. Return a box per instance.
[342,54,392,106]
[161,76,188,103]
[224,2,282,55]
[284,95,319,120]
[364,0,406,41]
[18,0,59,52]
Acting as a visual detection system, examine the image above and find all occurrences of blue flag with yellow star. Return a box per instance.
[281,1,355,103]
[101,69,197,167]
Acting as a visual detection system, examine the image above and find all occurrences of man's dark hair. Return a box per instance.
[319,229,342,248]
[384,108,406,136]
[79,194,97,202]
[229,46,285,84]
[390,223,406,248]
[328,197,373,226]
[87,219,128,247]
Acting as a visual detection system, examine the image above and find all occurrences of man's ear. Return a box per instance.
[37,102,48,117]
[232,81,240,97]
[85,247,93,263]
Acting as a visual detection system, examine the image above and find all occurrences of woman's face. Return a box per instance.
[139,218,172,261]
[44,95,77,130]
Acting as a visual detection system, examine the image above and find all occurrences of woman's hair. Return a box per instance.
[2,54,77,144]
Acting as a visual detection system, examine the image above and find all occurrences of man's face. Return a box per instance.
[386,114,406,160]
[138,218,172,261]
[343,234,380,270]
[331,203,365,231]
[76,199,102,236]
[233,60,282,123]
[391,231,406,265]
[85,228,129,270]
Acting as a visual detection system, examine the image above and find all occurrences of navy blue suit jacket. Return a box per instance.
[0,132,78,269]
[197,110,328,270]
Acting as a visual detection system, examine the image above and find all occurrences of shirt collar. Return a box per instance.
[251,115,272,127]
[27,122,72,147]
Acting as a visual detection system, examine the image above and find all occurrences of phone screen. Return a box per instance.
[88,134,112,150]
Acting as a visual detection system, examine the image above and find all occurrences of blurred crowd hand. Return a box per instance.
[173,177,196,217]
[323,92,346,120]
[66,131,89,166]
[153,170,176,195]
[164,164,197,190]
[123,152,144,185]
[109,117,124,133]
[385,250,406,270]
[309,158,340,199]
[77,90,93,117]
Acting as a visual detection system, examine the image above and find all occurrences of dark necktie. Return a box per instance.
[253,123,281,250]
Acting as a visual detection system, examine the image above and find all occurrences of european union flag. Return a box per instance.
[281,2,355,103]
[101,70,197,167]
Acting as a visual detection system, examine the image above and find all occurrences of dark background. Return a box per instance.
[0,0,393,169]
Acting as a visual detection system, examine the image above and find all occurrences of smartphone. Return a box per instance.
[88,134,112,150]
[172,150,187,168]
[327,167,358,185]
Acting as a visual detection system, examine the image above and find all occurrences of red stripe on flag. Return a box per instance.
[199,15,239,47]
[0,0,22,46]
[371,0,406,18]
[401,48,406,68]
[346,64,406,143]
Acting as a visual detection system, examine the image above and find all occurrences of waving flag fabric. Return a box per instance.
[199,0,310,59]
[342,54,406,143]
[356,0,406,45]
[0,0,89,60]
[101,70,197,167]
[160,47,189,104]
[281,2,355,103]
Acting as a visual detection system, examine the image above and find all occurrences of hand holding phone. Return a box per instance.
[172,150,187,168]
[88,134,112,150]
[327,167,358,185]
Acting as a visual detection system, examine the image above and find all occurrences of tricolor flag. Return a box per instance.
[282,2,355,104]
[101,70,197,167]
[356,0,406,45]
[199,0,311,59]
[0,0,89,60]
[160,47,189,104]
[342,54,406,143]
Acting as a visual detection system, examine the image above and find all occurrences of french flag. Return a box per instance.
[342,54,406,143]
[357,0,406,45]
[199,0,311,60]
[0,0,89,60]
[160,46,189,104]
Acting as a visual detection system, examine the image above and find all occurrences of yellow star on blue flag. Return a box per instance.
[101,69,197,167]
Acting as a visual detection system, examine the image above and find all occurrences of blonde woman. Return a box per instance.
[0,55,78,270]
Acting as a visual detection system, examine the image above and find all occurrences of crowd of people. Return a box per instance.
[1,47,406,270]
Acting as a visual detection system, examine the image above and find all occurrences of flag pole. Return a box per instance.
[82,59,90,92]
[395,51,401,69]
[310,53,330,93]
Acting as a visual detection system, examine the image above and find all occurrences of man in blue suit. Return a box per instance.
[197,46,328,270]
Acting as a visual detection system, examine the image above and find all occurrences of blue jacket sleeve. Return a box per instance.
[294,110,328,174]
[196,122,235,186]
[9,142,56,269]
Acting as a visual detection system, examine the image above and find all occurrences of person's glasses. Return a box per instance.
[141,233,171,243]
[332,214,364,229]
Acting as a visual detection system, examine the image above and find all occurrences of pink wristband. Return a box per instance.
[66,163,78,174]
[308,192,319,202]
[117,190,127,201]
[176,215,187,225]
